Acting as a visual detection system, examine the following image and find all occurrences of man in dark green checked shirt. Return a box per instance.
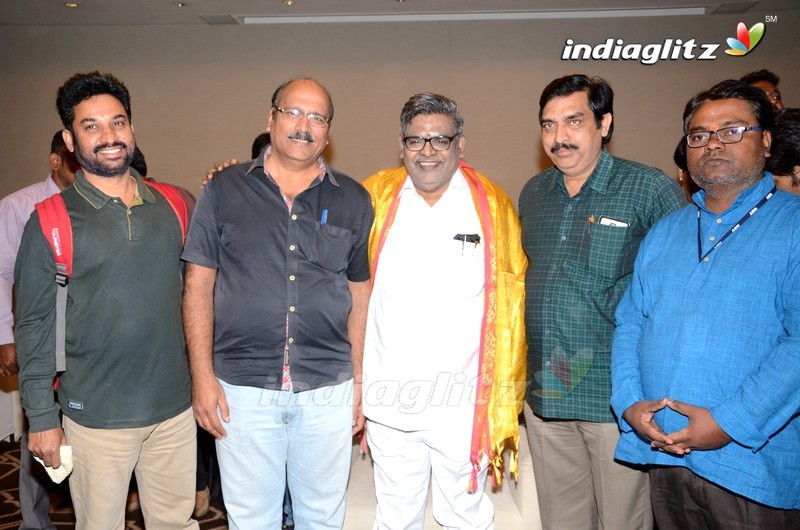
[519,74,685,530]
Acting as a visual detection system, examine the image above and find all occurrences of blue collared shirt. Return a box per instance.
[612,174,800,509]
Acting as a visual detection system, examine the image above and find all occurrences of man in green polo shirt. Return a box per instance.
[518,74,684,530]
[14,72,197,528]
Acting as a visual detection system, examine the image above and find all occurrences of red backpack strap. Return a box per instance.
[145,181,188,243]
[34,194,72,373]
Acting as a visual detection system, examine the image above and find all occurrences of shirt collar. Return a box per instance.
[45,172,63,195]
[248,144,339,187]
[547,147,612,195]
[693,172,775,215]
[73,168,152,209]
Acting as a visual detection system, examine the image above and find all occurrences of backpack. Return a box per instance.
[34,181,188,373]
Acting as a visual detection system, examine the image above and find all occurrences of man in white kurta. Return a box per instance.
[362,92,527,530]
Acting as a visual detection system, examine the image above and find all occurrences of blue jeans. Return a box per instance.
[216,379,353,529]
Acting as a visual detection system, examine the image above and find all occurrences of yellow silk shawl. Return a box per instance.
[363,161,527,490]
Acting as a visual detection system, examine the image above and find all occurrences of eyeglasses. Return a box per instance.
[272,106,331,127]
[402,135,459,152]
[685,126,762,148]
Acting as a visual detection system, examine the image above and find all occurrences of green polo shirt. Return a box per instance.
[14,170,191,432]
[519,149,685,423]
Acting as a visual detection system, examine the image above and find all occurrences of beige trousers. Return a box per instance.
[63,407,198,530]
[524,404,652,530]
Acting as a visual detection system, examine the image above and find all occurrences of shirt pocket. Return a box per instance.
[441,237,485,300]
[586,223,630,280]
[303,223,353,274]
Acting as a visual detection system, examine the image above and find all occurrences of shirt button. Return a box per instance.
[544,329,551,335]
[709,236,715,241]
[289,245,296,251]
[716,218,722,224]
[289,275,295,281]
[544,297,551,302]
[703,257,709,262]
[560,235,567,241]
[288,337,294,344]
[545,361,551,366]
[289,306,296,312]
[292,214,298,221]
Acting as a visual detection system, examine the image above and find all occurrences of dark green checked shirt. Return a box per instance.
[519,148,685,423]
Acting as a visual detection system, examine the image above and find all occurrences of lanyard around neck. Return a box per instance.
[697,186,776,263]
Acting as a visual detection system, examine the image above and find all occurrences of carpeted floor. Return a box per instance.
[0,440,229,529]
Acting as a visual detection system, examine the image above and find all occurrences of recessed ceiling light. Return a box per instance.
[283,0,296,6]
[173,2,187,6]
[64,2,79,7]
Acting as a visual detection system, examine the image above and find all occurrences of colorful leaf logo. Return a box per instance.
[533,346,594,399]
[725,22,765,56]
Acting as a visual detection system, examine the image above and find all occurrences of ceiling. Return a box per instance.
[0,0,797,26]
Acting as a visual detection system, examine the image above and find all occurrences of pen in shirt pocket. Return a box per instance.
[320,209,328,225]
[588,214,595,234]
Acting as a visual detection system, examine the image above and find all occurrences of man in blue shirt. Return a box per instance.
[612,79,800,528]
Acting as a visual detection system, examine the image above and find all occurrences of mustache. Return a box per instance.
[93,142,128,154]
[550,142,579,153]
[288,131,314,142]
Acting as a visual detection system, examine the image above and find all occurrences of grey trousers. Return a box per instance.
[19,428,56,530]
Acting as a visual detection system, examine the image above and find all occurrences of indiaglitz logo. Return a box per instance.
[561,38,718,65]
[725,22,765,56]
[561,20,767,65]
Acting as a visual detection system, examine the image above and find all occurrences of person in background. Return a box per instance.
[252,132,270,160]
[0,131,78,530]
[519,74,685,530]
[674,137,701,203]
[767,108,800,195]
[612,79,800,529]
[182,78,373,529]
[741,69,784,111]
[133,146,198,220]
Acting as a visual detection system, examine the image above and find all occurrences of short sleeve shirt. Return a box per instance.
[182,154,374,391]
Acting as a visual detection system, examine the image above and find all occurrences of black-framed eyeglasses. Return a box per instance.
[685,126,762,148]
[272,106,331,127]
[402,135,459,152]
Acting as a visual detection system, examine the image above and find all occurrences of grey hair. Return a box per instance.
[400,92,464,136]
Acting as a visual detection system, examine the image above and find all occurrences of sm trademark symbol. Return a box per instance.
[765,15,778,22]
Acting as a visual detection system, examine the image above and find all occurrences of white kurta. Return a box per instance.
[363,169,485,432]
[363,169,494,530]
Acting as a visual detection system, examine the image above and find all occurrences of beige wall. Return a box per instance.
[0,11,798,203]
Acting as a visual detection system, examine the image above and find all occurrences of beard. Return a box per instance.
[74,140,135,178]
[689,152,766,196]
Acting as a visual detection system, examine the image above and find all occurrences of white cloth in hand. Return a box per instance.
[33,445,73,484]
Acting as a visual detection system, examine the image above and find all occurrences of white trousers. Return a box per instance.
[366,418,494,530]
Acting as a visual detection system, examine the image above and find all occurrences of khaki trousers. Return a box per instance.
[63,407,198,530]
[524,404,651,530]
